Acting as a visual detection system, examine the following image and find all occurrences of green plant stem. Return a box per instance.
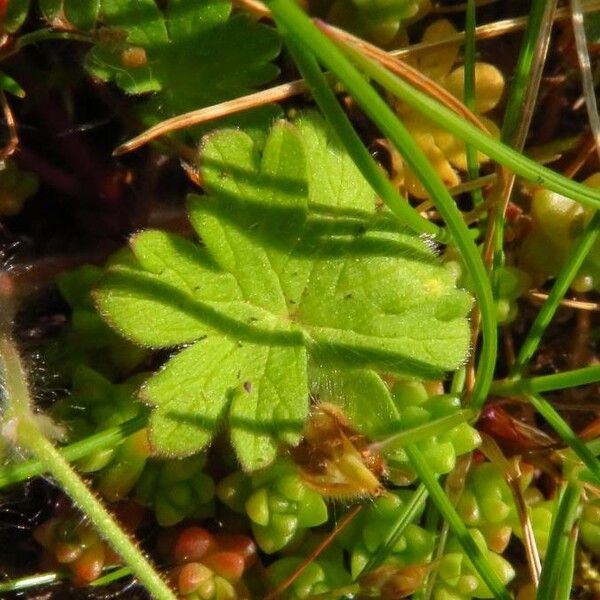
[511,212,600,376]
[528,393,600,486]
[265,0,497,409]
[536,482,581,600]
[284,36,448,242]
[330,37,600,212]
[0,415,147,489]
[357,484,428,577]
[405,445,511,600]
[0,334,177,600]
[492,365,600,396]
[17,30,93,47]
[16,423,176,600]
[464,0,483,207]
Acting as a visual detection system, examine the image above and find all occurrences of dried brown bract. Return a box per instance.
[291,403,386,499]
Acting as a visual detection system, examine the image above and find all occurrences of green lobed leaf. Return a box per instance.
[141,336,307,470]
[96,113,471,470]
[84,0,281,132]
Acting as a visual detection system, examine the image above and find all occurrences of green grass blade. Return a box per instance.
[265,0,497,409]
[374,410,474,453]
[334,40,600,212]
[555,523,578,600]
[0,415,147,489]
[528,392,600,485]
[494,0,557,273]
[512,212,600,376]
[492,365,600,395]
[283,35,448,242]
[91,566,133,587]
[405,445,511,600]
[0,572,63,593]
[464,0,483,207]
[536,482,581,600]
[501,0,558,147]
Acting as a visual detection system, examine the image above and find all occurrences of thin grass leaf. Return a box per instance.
[536,482,581,600]
[331,37,600,212]
[512,212,600,376]
[264,0,497,410]
[555,524,578,600]
[501,0,558,148]
[464,0,484,206]
[0,572,63,593]
[512,0,600,377]
[528,393,600,485]
[373,410,475,453]
[572,0,600,165]
[0,415,147,489]
[405,445,511,600]
[90,567,133,587]
[492,364,600,395]
[493,0,557,273]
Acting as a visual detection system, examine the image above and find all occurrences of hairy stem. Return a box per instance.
[0,330,176,600]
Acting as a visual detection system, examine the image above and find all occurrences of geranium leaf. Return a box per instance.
[142,336,307,470]
[96,113,471,470]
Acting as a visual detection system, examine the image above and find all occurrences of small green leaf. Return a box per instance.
[0,71,24,98]
[85,0,281,133]
[85,0,167,94]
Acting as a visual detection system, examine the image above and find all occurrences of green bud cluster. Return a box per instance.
[458,461,551,556]
[387,381,481,481]
[458,462,525,552]
[267,552,350,600]
[445,250,529,325]
[338,491,434,578]
[517,175,600,292]
[494,266,531,324]
[52,366,150,501]
[433,530,515,600]
[33,512,116,585]
[217,461,328,553]
[165,527,256,600]
[49,264,146,382]
[135,454,215,526]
